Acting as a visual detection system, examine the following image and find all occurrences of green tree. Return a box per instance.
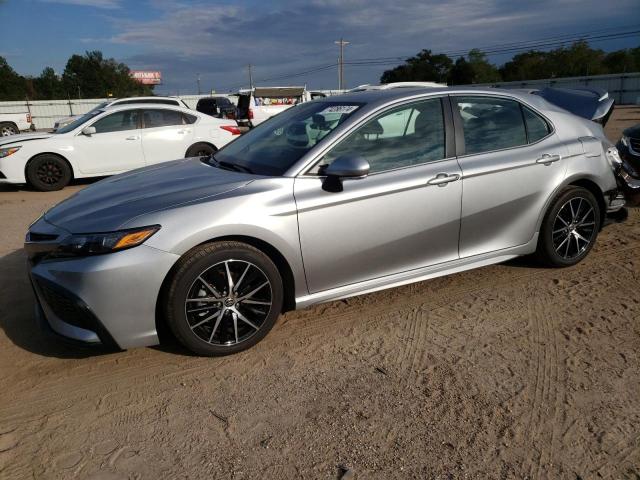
[449,56,474,85]
[380,49,453,84]
[62,50,153,98]
[33,67,65,100]
[0,56,26,100]
[467,49,501,83]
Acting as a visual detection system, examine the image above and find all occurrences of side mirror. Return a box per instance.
[322,155,370,192]
[81,126,96,136]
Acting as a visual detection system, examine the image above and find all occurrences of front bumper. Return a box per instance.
[26,226,180,349]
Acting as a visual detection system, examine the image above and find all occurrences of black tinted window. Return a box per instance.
[143,109,184,128]
[523,106,550,143]
[183,113,197,124]
[92,110,139,133]
[314,98,445,174]
[455,97,527,155]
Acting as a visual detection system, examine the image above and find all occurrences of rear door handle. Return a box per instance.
[536,153,561,165]
[427,173,460,187]
[125,135,140,140]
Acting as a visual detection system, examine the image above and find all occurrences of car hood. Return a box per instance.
[44,158,255,233]
[0,132,54,146]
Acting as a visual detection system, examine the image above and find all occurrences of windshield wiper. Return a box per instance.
[217,160,254,174]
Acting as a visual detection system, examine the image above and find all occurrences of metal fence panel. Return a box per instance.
[467,72,640,105]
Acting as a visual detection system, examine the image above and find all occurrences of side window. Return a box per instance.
[142,109,184,128]
[523,106,550,143]
[183,113,197,124]
[312,98,445,174]
[455,97,527,155]
[91,110,139,134]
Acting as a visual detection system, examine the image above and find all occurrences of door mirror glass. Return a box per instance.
[81,126,96,136]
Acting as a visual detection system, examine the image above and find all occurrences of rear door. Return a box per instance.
[140,108,194,164]
[452,95,569,257]
[294,97,462,293]
[73,109,144,174]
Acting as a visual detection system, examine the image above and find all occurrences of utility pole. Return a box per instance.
[334,38,350,90]
[196,73,201,95]
[247,64,254,89]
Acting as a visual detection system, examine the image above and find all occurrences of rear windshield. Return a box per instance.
[211,102,362,176]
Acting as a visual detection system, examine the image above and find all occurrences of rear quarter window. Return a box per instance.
[523,106,551,143]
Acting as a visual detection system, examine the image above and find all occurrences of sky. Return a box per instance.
[0,0,638,95]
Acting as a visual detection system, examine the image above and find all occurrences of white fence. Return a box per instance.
[0,90,345,130]
[468,72,640,105]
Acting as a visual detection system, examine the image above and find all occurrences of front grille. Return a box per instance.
[630,137,640,152]
[28,231,58,242]
[36,281,92,331]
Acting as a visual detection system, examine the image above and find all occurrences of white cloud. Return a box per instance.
[39,0,121,8]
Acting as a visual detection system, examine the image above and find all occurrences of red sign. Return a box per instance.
[130,71,162,85]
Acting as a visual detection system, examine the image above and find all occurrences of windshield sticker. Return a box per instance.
[319,105,358,114]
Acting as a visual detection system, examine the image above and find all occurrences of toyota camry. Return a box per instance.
[25,87,626,356]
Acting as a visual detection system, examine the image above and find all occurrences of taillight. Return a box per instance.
[220,125,242,135]
[26,113,32,123]
[248,108,254,120]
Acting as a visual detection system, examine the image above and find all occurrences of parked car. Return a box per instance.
[53,96,191,131]
[25,87,626,356]
[236,86,312,127]
[195,96,237,119]
[616,123,640,206]
[0,112,34,136]
[0,103,241,190]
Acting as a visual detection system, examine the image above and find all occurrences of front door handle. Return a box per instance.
[125,135,140,140]
[536,153,561,165]
[427,173,460,187]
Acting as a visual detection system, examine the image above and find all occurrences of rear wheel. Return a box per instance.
[536,186,601,267]
[185,142,216,158]
[163,241,283,356]
[0,122,18,136]
[26,154,72,191]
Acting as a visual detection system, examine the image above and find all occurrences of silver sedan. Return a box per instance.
[25,87,626,356]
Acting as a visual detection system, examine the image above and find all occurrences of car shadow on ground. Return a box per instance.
[0,248,116,359]
[0,177,104,193]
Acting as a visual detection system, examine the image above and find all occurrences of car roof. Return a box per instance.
[110,96,182,102]
[316,86,556,113]
[104,103,194,113]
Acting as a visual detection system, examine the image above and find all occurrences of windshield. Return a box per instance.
[212,101,362,175]
[55,109,104,134]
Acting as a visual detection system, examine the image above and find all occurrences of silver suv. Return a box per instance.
[26,87,625,356]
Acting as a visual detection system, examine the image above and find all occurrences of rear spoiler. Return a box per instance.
[532,87,615,127]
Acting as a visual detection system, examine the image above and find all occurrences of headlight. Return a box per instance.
[56,225,160,256]
[0,146,21,158]
[605,146,622,168]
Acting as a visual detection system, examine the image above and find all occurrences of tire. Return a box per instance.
[163,241,284,356]
[25,154,72,191]
[0,122,18,136]
[185,142,216,158]
[536,186,601,267]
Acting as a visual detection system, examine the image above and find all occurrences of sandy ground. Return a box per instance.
[0,109,639,480]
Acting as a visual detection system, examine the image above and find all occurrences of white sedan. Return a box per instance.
[0,103,241,191]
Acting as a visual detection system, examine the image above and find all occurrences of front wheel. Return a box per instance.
[26,154,72,191]
[163,241,284,356]
[536,186,601,267]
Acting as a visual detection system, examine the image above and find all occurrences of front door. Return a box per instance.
[294,97,463,293]
[74,109,144,174]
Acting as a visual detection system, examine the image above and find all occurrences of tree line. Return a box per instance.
[0,50,154,101]
[380,41,640,85]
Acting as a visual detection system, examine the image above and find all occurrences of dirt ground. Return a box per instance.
[0,108,639,480]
